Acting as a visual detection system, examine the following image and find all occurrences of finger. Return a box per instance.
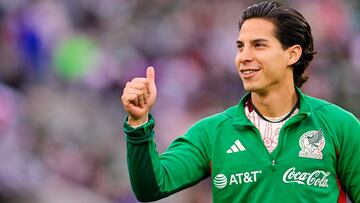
[125,86,146,108]
[124,93,139,107]
[127,82,148,103]
[137,92,145,108]
[131,78,150,98]
[146,66,155,85]
[123,87,145,107]
[126,81,148,98]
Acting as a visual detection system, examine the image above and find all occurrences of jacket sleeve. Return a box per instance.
[335,112,360,203]
[123,114,210,202]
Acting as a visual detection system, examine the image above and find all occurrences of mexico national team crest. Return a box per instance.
[299,129,325,160]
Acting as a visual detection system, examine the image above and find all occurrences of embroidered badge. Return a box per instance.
[299,129,325,160]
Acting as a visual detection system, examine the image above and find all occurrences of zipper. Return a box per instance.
[249,113,309,172]
[271,160,276,171]
[274,112,310,160]
[270,113,310,171]
[249,125,277,171]
[233,112,310,173]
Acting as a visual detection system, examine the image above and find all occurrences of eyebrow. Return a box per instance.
[236,38,269,45]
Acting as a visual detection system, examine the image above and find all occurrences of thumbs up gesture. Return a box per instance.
[121,66,157,126]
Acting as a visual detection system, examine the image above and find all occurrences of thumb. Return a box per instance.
[146,66,155,84]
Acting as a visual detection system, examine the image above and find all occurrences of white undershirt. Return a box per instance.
[245,104,299,153]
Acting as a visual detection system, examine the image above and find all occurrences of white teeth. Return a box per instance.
[242,70,257,75]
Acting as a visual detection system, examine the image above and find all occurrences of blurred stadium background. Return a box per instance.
[0,0,359,202]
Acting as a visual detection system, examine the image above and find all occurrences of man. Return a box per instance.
[121,1,360,202]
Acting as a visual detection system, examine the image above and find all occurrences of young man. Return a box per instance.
[121,1,360,202]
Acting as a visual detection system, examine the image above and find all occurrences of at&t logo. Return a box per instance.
[213,174,227,189]
[213,170,262,189]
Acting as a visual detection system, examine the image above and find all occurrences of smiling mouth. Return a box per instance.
[240,69,260,75]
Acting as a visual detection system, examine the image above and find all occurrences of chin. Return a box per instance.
[243,85,265,94]
[243,84,257,92]
[241,79,257,92]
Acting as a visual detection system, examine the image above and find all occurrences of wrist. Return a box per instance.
[128,114,149,127]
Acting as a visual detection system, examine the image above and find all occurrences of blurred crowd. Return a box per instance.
[0,0,359,202]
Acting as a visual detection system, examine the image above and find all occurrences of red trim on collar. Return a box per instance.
[245,97,253,112]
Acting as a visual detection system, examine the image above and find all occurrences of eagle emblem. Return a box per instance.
[299,129,325,160]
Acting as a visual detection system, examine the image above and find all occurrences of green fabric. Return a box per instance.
[124,88,360,202]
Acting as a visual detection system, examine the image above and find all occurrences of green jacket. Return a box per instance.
[124,89,360,203]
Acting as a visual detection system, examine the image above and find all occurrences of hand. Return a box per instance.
[121,66,157,126]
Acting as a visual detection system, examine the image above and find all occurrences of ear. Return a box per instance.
[287,45,302,66]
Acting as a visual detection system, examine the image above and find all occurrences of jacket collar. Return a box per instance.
[232,87,311,126]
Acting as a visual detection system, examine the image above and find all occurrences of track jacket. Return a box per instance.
[123,88,360,203]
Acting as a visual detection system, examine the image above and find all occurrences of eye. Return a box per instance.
[255,43,265,48]
[237,43,244,51]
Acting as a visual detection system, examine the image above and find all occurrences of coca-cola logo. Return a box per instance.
[282,167,330,188]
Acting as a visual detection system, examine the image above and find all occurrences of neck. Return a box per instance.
[251,86,298,118]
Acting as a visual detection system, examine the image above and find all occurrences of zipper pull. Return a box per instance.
[271,160,276,171]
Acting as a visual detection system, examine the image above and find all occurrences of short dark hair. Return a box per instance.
[239,1,317,87]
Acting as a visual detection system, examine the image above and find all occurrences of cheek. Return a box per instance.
[234,52,240,68]
[262,52,288,70]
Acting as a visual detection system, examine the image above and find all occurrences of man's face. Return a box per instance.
[235,18,294,94]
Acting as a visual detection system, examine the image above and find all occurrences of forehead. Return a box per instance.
[238,18,277,41]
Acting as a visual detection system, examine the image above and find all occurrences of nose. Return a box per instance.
[235,46,254,67]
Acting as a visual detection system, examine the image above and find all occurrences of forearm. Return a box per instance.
[124,115,165,201]
[124,114,209,201]
[127,141,167,201]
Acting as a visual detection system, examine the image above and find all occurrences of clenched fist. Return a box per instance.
[121,66,157,126]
